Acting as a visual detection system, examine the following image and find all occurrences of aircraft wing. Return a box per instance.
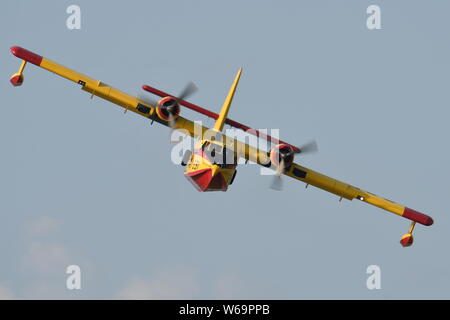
[9,46,269,164]
[284,162,433,226]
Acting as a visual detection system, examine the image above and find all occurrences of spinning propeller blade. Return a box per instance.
[270,140,318,191]
[270,159,285,191]
[296,140,318,154]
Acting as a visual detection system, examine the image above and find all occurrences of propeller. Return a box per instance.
[270,140,318,191]
[270,158,285,191]
[139,82,198,146]
[165,81,198,129]
[138,81,198,129]
[296,140,318,155]
[175,81,198,106]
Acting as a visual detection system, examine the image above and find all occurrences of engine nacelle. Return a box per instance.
[270,144,295,168]
[155,96,181,121]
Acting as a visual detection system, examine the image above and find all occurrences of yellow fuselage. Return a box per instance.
[184,140,237,192]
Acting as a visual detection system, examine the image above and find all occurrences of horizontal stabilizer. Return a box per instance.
[142,84,300,152]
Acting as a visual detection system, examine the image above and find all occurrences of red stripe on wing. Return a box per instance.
[10,46,43,66]
[402,207,434,226]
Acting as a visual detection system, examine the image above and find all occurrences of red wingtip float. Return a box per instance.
[10,73,24,86]
[9,46,43,87]
[9,46,434,247]
[400,233,414,247]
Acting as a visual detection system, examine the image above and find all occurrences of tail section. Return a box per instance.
[213,68,242,132]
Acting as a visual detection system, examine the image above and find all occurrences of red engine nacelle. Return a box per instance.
[155,96,181,121]
[270,144,295,168]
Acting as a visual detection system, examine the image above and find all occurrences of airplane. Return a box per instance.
[9,46,433,247]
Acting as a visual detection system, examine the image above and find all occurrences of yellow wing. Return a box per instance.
[9,46,268,162]
[284,163,433,226]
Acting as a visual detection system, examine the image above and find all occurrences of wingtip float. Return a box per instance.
[9,46,434,247]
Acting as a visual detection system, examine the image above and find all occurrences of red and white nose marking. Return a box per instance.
[185,166,227,192]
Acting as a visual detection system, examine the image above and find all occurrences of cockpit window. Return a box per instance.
[202,142,236,167]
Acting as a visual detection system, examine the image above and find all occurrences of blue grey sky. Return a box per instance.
[1,0,449,299]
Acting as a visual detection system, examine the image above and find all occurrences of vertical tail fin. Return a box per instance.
[213,68,242,132]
